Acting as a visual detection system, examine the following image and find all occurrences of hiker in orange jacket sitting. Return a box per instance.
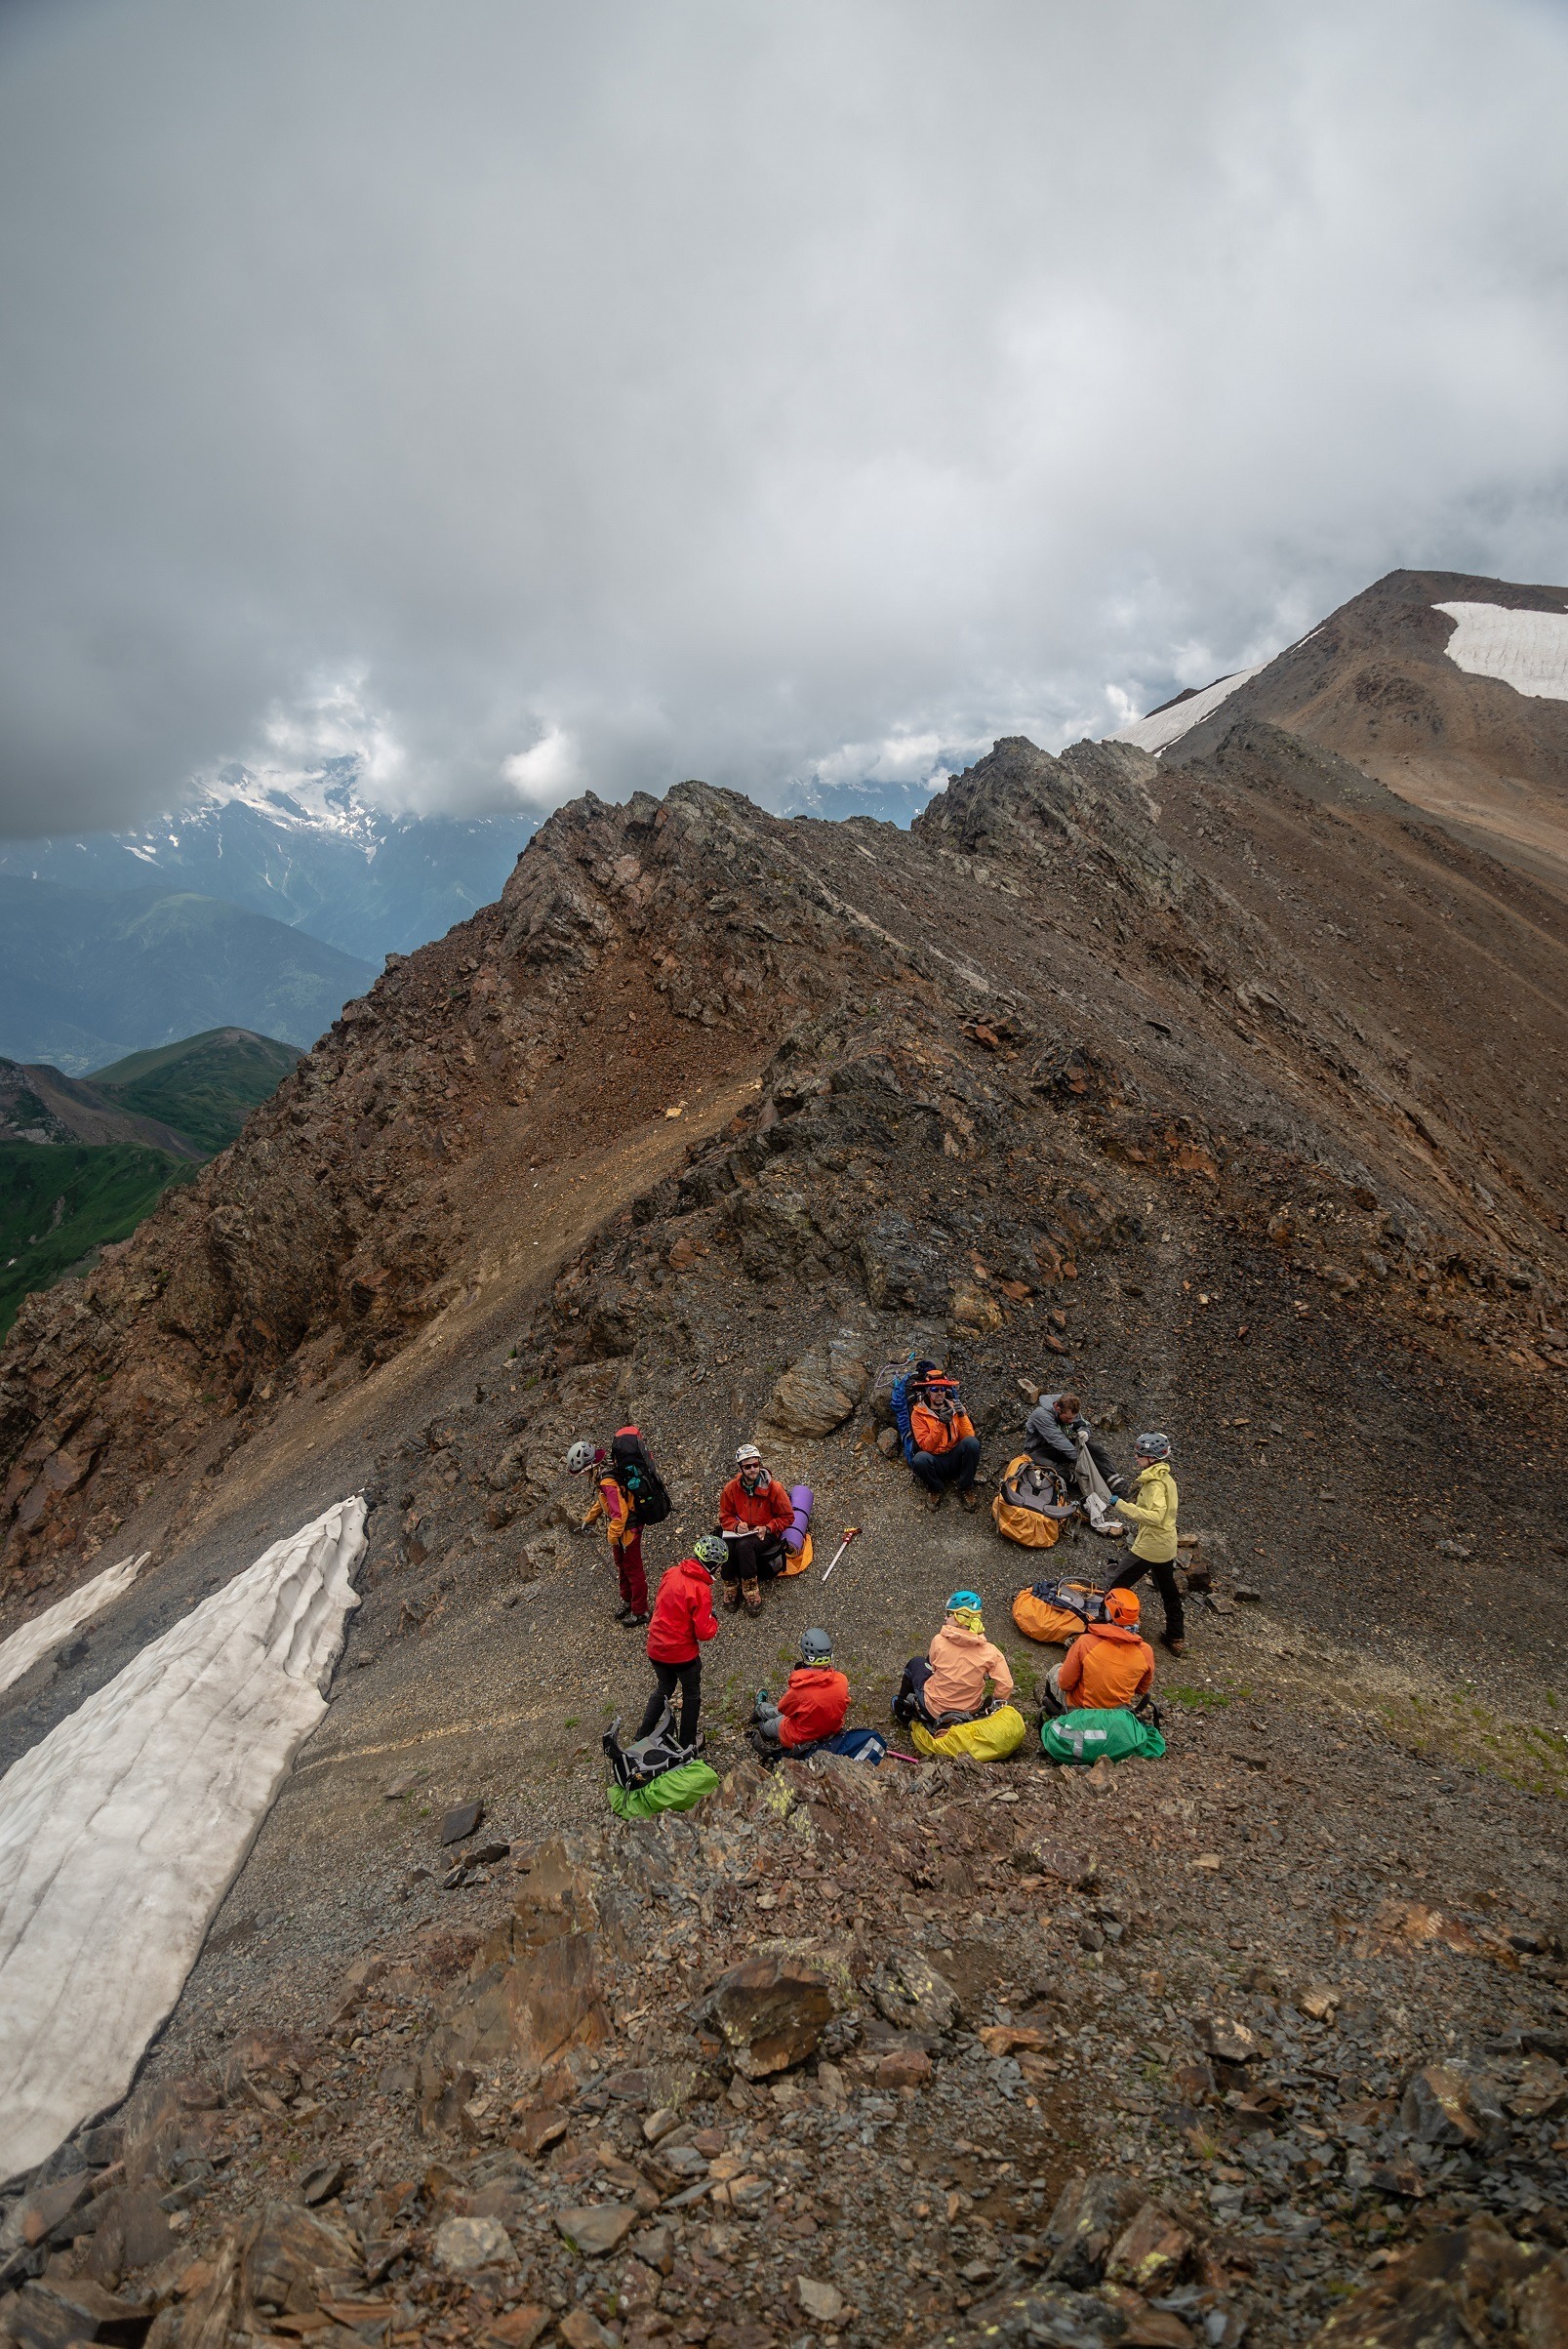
[1044,1587,1155,1715]
[907,1373,982,1513]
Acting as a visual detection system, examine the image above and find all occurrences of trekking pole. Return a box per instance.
[820,1526,862,1582]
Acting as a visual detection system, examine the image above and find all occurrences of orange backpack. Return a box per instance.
[1012,1579,1110,1644]
[991,1453,1075,1550]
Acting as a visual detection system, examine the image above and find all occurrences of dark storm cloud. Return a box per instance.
[1,0,1566,834]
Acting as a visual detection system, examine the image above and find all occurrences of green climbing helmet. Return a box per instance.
[693,1534,728,1570]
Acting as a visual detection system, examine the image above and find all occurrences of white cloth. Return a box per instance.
[0,1497,365,2185]
[0,1551,151,1698]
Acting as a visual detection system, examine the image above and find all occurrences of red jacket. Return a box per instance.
[777,1666,850,1748]
[718,1475,792,1538]
[647,1559,719,1664]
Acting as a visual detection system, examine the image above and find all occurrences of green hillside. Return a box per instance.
[0,1028,302,1337]
[91,1028,302,1155]
[0,1143,194,1338]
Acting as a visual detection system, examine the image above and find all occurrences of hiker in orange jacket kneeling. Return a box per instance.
[1043,1586,1154,1715]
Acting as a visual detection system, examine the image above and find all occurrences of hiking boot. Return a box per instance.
[1162,1634,1186,1657]
[624,1610,650,1630]
[958,1486,981,1512]
[722,1582,743,1610]
[613,1602,635,1625]
[743,1577,763,1614]
[923,1489,945,1512]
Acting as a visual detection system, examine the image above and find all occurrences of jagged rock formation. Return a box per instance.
[3,733,1566,1594]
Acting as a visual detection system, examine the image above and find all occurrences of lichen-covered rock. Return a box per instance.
[708,1953,834,2080]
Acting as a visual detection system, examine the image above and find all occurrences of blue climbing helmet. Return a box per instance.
[945,1590,983,1614]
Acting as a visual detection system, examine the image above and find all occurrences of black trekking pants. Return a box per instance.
[1113,1553,1185,1643]
[721,1532,785,1585]
[636,1658,701,1744]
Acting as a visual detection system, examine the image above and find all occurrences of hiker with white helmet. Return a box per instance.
[751,1626,850,1751]
[568,1434,650,1628]
[1104,1433,1185,1655]
[717,1442,793,1614]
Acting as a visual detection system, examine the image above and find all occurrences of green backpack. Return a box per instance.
[1040,1707,1166,1764]
[606,1760,720,1818]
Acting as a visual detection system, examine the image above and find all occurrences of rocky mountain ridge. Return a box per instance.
[1,725,1566,2349]
[4,725,1563,1596]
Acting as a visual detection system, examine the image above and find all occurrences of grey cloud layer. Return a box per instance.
[2,0,1566,833]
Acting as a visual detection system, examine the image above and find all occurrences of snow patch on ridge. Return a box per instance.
[0,1497,366,2185]
[1434,601,1568,702]
[0,1551,150,1699]
[1110,663,1266,754]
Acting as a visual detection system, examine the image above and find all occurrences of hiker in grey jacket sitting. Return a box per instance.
[1025,1392,1122,1492]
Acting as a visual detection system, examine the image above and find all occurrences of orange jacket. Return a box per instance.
[718,1475,793,1538]
[1058,1622,1154,1709]
[583,1473,635,1550]
[909,1402,976,1456]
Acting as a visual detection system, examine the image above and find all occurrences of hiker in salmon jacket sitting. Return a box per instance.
[717,1442,793,1614]
[1043,1586,1154,1716]
[905,1370,983,1512]
[894,1591,1015,1727]
[752,1626,850,1750]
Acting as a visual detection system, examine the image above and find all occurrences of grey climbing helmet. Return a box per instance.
[694,1534,728,1570]
[800,1627,833,1663]
[1134,1432,1172,1460]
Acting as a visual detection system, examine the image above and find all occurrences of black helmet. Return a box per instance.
[800,1627,833,1663]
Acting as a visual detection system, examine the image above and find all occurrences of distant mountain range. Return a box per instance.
[0,877,375,1073]
[0,761,535,962]
[0,1028,302,1335]
[1111,566,1568,898]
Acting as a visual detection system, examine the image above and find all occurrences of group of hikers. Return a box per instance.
[568,1357,1184,1779]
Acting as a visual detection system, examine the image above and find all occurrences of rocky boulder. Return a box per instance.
[763,1330,869,1438]
[1311,2218,1568,2348]
[868,1948,960,2037]
[708,1953,834,2080]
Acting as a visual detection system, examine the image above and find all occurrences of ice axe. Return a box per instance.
[820,1526,862,1582]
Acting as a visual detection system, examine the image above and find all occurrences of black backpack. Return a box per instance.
[611,1425,671,1527]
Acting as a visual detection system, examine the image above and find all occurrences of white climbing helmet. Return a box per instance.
[566,1439,597,1475]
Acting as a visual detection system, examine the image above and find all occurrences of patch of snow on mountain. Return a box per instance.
[1110,662,1267,754]
[0,1551,150,1699]
[0,1497,365,2184]
[1434,602,1568,701]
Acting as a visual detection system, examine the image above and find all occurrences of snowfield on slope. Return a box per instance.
[1435,601,1568,701]
[0,1549,149,1698]
[0,1497,365,2185]
[1110,662,1266,754]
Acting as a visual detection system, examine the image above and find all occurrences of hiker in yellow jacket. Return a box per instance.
[1106,1433,1185,1656]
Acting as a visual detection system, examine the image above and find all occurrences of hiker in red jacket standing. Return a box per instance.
[568,1438,648,1627]
[634,1534,723,1750]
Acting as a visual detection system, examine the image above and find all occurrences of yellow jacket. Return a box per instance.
[1112,1461,1178,1563]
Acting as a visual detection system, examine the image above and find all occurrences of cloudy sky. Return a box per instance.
[1,0,1566,836]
